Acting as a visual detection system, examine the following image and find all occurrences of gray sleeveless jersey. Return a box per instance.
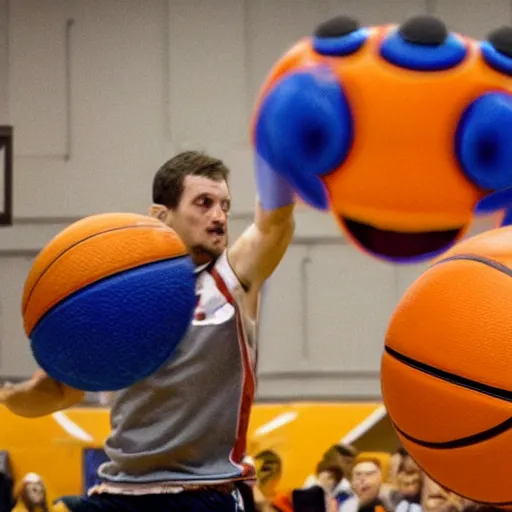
[97,251,257,485]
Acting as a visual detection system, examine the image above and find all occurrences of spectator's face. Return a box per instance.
[402,455,421,474]
[317,470,339,494]
[25,482,45,505]
[421,475,469,512]
[398,470,422,499]
[352,462,382,505]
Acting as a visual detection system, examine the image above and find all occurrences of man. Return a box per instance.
[304,443,358,504]
[252,449,283,511]
[393,470,422,512]
[12,472,49,512]
[0,150,296,511]
[340,458,388,512]
[396,467,422,504]
[421,474,471,512]
[385,450,422,511]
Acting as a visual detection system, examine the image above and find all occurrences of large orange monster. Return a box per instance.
[252,15,512,263]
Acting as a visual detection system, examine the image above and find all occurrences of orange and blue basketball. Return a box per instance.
[22,212,196,391]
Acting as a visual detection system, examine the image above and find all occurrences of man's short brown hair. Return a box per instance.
[152,151,230,209]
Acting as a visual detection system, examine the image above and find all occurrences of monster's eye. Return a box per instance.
[480,26,512,76]
[313,15,369,57]
[456,92,512,190]
[254,66,354,210]
[380,15,467,71]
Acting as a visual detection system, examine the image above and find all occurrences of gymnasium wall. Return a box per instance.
[0,0,504,398]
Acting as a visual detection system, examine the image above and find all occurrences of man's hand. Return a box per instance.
[0,370,84,418]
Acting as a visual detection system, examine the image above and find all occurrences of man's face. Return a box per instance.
[352,461,382,505]
[398,470,422,499]
[402,455,420,474]
[317,470,339,494]
[157,176,230,265]
[421,475,469,512]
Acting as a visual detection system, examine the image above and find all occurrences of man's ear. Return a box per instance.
[148,204,170,223]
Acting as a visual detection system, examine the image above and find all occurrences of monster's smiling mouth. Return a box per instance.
[340,216,464,261]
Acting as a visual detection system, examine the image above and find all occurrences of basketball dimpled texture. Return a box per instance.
[381,226,512,505]
[23,213,196,392]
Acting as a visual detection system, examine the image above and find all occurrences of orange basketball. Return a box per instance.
[22,212,196,391]
[381,225,512,505]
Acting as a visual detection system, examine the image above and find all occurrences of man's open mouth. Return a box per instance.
[207,226,225,235]
[340,217,463,261]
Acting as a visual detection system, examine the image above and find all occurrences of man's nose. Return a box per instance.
[212,204,226,222]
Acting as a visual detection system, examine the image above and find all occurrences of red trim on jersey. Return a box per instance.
[210,267,256,470]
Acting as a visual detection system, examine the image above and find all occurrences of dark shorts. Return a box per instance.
[54,489,239,512]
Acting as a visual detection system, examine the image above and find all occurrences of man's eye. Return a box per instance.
[222,201,231,212]
[198,197,212,207]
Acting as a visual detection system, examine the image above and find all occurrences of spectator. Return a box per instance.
[400,455,420,477]
[385,454,423,511]
[305,444,358,498]
[421,474,471,512]
[315,461,344,512]
[340,458,388,512]
[387,447,408,486]
[253,450,283,512]
[12,472,48,512]
[396,466,422,504]
[393,468,423,512]
[316,461,343,495]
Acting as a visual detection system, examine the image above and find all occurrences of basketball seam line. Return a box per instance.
[388,411,512,506]
[23,223,183,315]
[385,346,512,448]
[433,252,512,276]
[384,346,512,402]
[390,409,512,450]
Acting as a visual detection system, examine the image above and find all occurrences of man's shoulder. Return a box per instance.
[211,250,249,294]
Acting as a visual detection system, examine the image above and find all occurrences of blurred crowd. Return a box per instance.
[250,444,497,512]
[0,442,502,512]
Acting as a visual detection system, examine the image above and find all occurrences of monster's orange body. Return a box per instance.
[253,17,512,262]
